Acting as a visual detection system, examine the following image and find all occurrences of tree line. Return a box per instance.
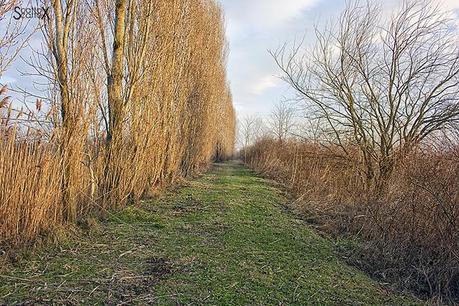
[0,0,235,245]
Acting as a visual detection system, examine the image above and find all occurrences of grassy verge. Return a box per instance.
[0,162,420,305]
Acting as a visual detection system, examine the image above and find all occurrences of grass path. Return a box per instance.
[1,162,419,305]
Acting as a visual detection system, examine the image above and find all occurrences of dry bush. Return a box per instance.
[243,138,459,302]
[363,148,459,300]
[271,0,459,189]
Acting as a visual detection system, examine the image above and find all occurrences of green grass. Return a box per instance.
[0,162,420,305]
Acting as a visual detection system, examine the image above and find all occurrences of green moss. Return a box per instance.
[0,162,420,305]
[110,206,164,227]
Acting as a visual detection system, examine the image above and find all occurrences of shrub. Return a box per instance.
[243,138,459,302]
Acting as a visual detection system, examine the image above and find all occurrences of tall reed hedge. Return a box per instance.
[0,0,235,246]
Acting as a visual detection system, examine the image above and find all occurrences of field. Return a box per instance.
[0,163,419,305]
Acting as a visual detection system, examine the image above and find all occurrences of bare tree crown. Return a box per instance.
[271,0,459,183]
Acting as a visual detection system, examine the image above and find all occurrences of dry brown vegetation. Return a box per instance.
[243,0,459,303]
[243,138,459,301]
[0,0,235,246]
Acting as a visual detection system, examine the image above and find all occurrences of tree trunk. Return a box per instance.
[107,0,127,143]
[52,0,77,222]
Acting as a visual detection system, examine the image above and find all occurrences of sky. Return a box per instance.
[218,0,459,119]
[1,0,459,119]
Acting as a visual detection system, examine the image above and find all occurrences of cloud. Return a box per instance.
[247,0,321,26]
[222,0,321,38]
[218,0,329,118]
[220,0,459,119]
[251,75,281,95]
[441,0,459,10]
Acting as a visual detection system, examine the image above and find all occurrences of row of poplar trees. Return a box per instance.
[0,0,235,244]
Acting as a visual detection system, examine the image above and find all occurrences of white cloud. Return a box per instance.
[220,0,459,119]
[441,0,459,10]
[249,0,321,26]
[222,0,321,38]
[251,75,281,95]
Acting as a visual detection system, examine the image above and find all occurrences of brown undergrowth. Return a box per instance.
[242,138,459,304]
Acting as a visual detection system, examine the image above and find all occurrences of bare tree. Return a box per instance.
[239,115,265,148]
[50,0,76,129]
[239,115,265,160]
[48,0,83,221]
[107,0,127,142]
[271,0,459,187]
[0,0,33,77]
[268,100,296,142]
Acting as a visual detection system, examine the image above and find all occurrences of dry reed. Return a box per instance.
[0,0,235,248]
